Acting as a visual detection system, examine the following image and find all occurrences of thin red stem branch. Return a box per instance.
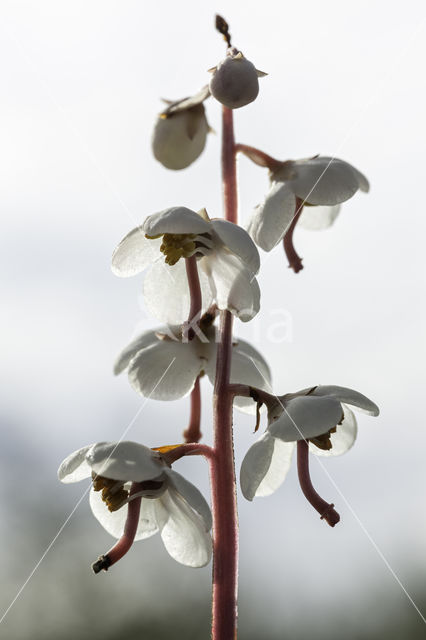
[183,376,202,443]
[235,143,282,172]
[162,442,215,465]
[211,106,239,640]
[283,197,304,273]
[296,440,340,527]
[185,255,202,340]
[92,482,142,573]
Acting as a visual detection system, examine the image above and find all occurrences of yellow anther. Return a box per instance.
[92,474,129,512]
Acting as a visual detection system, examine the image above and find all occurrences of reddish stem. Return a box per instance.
[92,482,142,573]
[221,108,238,224]
[296,440,340,527]
[184,255,202,340]
[162,442,215,465]
[283,198,304,273]
[235,143,282,172]
[183,376,202,443]
[211,106,239,640]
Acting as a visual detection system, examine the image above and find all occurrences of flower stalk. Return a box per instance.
[211,105,239,640]
[183,375,202,443]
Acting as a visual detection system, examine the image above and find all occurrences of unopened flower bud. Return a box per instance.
[209,47,266,109]
[152,86,210,170]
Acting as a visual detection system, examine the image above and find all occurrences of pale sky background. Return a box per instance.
[1,1,426,638]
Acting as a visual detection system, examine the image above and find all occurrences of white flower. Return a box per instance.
[248,156,369,251]
[209,47,267,109]
[112,206,261,325]
[58,441,212,568]
[114,323,271,413]
[152,86,210,170]
[240,385,379,501]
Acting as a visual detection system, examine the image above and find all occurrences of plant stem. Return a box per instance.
[235,143,282,172]
[183,376,202,443]
[185,254,202,340]
[211,106,239,640]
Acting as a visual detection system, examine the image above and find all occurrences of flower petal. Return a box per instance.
[269,396,344,442]
[152,110,209,170]
[310,405,357,457]
[248,183,296,251]
[143,259,213,325]
[240,432,295,500]
[127,338,204,401]
[143,207,210,236]
[161,85,210,115]
[203,251,260,322]
[112,229,162,277]
[87,441,165,482]
[89,488,160,540]
[204,338,271,414]
[298,205,341,230]
[288,157,364,206]
[155,488,212,567]
[165,470,212,530]
[114,329,161,375]
[210,219,260,274]
[311,385,379,416]
[58,444,94,483]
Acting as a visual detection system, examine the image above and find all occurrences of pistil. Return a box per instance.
[92,482,143,574]
[296,439,340,527]
[283,197,304,273]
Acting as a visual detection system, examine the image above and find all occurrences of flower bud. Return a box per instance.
[209,47,266,109]
[152,87,210,170]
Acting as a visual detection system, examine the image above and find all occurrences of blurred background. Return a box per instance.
[1,1,426,638]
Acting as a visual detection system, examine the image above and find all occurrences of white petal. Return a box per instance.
[114,330,161,375]
[209,54,259,109]
[165,470,212,530]
[298,205,341,230]
[240,432,295,500]
[288,157,363,205]
[204,338,271,414]
[127,339,204,401]
[203,251,260,322]
[143,207,210,236]
[269,396,344,442]
[87,441,165,482]
[143,259,213,325]
[155,489,212,567]
[248,183,296,251]
[58,444,94,483]
[152,108,208,170]
[89,489,160,540]
[210,219,260,274]
[311,385,379,416]
[310,405,357,457]
[112,229,162,277]
[162,85,210,115]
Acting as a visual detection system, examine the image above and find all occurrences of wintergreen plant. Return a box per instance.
[59,15,379,639]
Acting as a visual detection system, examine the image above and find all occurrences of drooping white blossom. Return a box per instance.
[152,86,210,170]
[240,385,379,500]
[209,47,267,109]
[114,324,271,413]
[112,206,261,324]
[58,441,212,568]
[248,156,369,251]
